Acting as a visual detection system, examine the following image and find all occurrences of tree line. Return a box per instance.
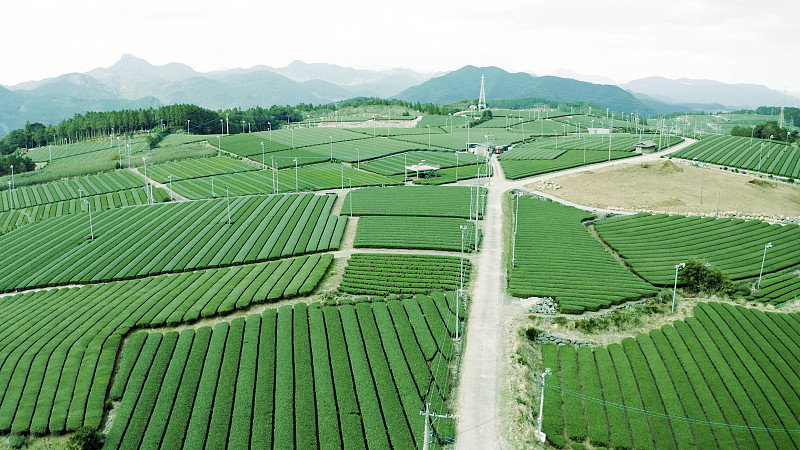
[730,121,797,143]
[0,98,457,155]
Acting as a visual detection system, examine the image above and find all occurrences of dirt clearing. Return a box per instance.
[536,159,800,219]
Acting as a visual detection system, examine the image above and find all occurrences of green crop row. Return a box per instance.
[26,139,150,164]
[0,194,342,292]
[354,216,480,252]
[358,150,476,176]
[595,213,800,285]
[140,156,257,182]
[345,185,486,219]
[747,272,800,305]
[340,253,471,296]
[509,197,657,313]
[0,170,145,212]
[672,135,800,179]
[499,149,638,180]
[0,253,331,434]
[542,302,800,448]
[105,294,459,449]
[171,162,400,199]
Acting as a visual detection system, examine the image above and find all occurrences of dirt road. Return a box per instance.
[454,140,696,449]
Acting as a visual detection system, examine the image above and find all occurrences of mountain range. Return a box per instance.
[0,54,795,138]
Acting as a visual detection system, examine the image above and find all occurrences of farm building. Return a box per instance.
[635,140,658,153]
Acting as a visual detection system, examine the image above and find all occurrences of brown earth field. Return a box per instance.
[534,158,800,219]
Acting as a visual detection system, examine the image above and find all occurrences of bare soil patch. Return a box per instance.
[538,159,800,219]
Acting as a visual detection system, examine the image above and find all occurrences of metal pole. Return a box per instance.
[512,193,521,268]
[212,178,215,197]
[348,178,352,217]
[715,187,721,217]
[455,153,459,182]
[83,200,94,240]
[8,181,12,210]
[536,368,551,442]
[341,163,344,190]
[672,263,685,313]
[169,175,173,201]
[226,186,231,225]
[330,136,333,162]
[458,225,466,341]
[758,243,773,288]
[294,158,299,192]
[700,163,705,204]
[262,142,265,168]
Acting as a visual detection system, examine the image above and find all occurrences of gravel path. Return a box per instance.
[454,139,696,448]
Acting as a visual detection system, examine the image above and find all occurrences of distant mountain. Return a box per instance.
[261,60,441,97]
[621,77,797,110]
[548,69,617,86]
[394,65,660,114]
[0,56,440,137]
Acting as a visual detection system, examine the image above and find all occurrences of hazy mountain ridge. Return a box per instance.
[621,76,798,110]
[394,66,656,114]
[0,55,794,138]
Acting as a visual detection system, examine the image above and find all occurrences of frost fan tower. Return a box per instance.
[477,74,487,110]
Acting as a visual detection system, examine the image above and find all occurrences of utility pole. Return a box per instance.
[535,368,551,443]
[420,403,454,450]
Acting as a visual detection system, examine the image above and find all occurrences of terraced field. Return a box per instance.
[105,294,458,449]
[340,254,471,296]
[345,186,486,219]
[0,194,345,292]
[671,135,800,179]
[171,163,400,199]
[354,216,479,252]
[508,196,657,313]
[0,254,331,434]
[542,302,800,449]
[595,213,800,285]
[0,171,145,211]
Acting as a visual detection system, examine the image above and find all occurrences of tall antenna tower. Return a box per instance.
[477,74,487,110]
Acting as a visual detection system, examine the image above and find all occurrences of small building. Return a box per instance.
[635,140,658,153]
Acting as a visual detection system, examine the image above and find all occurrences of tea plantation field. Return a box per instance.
[508,196,657,313]
[105,295,459,449]
[0,194,345,292]
[541,302,800,449]
[595,213,800,285]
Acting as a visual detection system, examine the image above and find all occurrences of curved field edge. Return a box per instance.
[0,254,332,435]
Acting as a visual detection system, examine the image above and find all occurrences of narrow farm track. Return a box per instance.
[455,139,697,448]
[129,168,190,202]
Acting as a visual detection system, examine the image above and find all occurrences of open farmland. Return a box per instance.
[671,134,800,179]
[500,149,637,179]
[3,104,800,450]
[171,162,400,199]
[25,139,150,164]
[541,302,800,449]
[0,186,168,231]
[345,186,486,218]
[140,157,257,183]
[0,170,145,211]
[508,196,657,313]
[105,295,458,449]
[358,150,473,176]
[0,194,345,291]
[354,216,480,252]
[0,254,331,435]
[595,213,800,285]
[340,254,470,296]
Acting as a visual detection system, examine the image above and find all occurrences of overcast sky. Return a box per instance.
[3,0,798,94]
